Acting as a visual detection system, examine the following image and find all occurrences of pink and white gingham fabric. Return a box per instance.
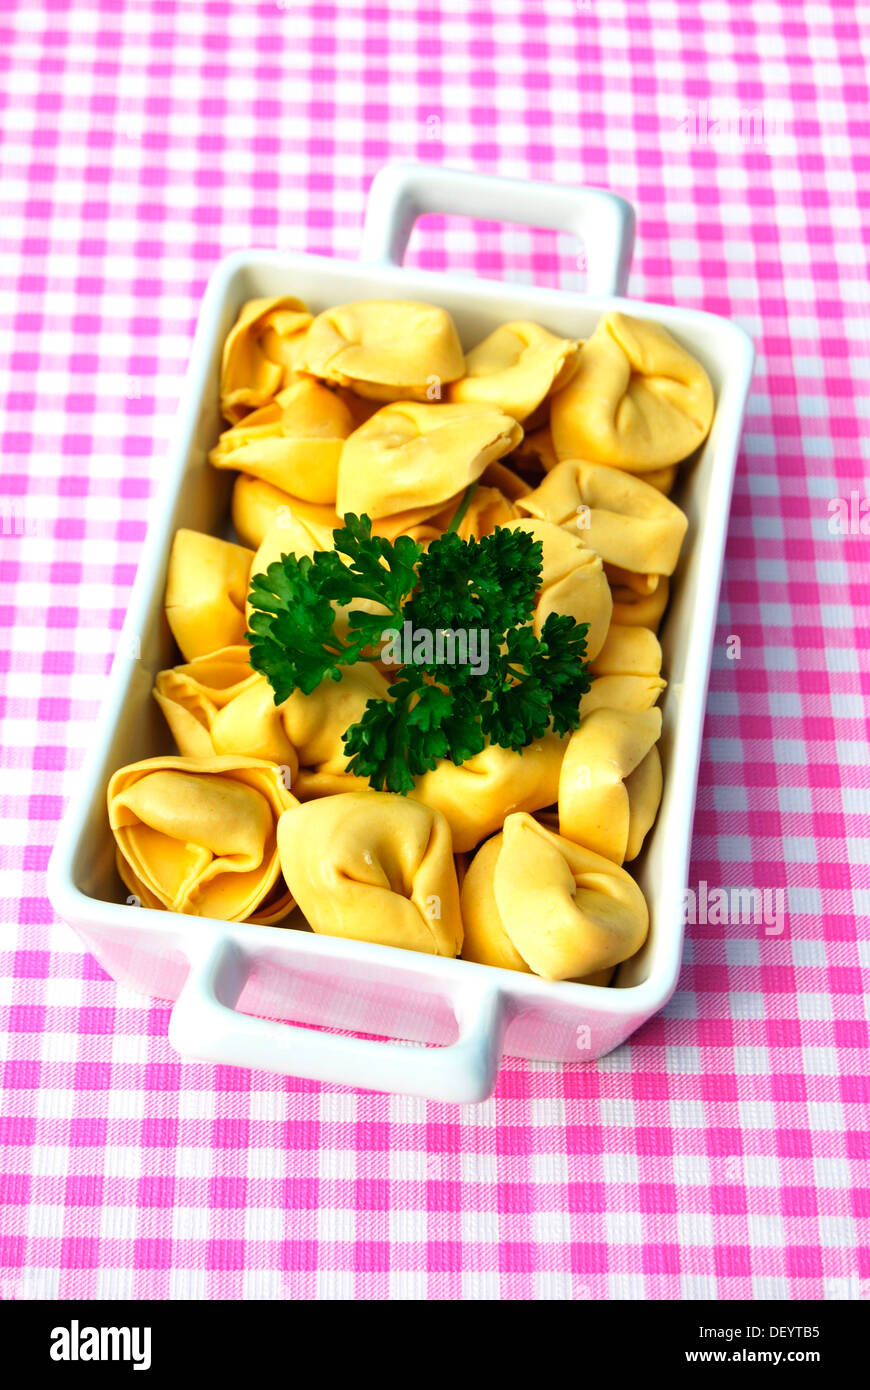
[0,0,868,1301]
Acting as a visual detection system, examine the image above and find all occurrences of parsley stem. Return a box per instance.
[444,481,479,536]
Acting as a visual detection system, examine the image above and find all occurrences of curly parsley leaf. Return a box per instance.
[247,512,592,793]
[405,525,541,636]
[312,513,421,613]
[247,556,344,701]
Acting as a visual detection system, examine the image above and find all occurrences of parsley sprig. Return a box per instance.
[247,512,591,793]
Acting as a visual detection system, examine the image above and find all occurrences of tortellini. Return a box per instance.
[479,459,531,501]
[460,836,613,985]
[409,734,566,853]
[231,474,309,550]
[293,766,373,800]
[591,623,663,677]
[609,575,670,633]
[558,707,663,863]
[512,427,559,478]
[336,401,523,519]
[279,665,391,768]
[518,459,688,580]
[298,300,465,402]
[406,464,528,542]
[276,792,463,956]
[460,834,531,974]
[603,564,660,596]
[642,465,678,496]
[221,296,312,423]
[460,812,648,979]
[153,645,290,764]
[550,312,714,471]
[164,529,254,662]
[579,622,666,717]
[249,515,338,581]
[108,755,297,923]
[373,499,468,543]
[153,644,390,772]
[448,321,579,421]
[503,519,612,659]
[335,388,384,429]
[231,474,452,553]
[210,378,354,504]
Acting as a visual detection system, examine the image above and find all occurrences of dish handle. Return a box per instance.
[169,935,506,1104]
[360,160,634,296]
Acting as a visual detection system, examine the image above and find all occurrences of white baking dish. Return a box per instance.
[46,163,754,1103]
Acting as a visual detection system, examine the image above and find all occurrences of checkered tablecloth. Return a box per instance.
[0,0,868,1301]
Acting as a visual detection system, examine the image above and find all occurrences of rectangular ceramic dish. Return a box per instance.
[47,163,754,1102]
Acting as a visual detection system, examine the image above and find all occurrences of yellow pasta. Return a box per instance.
[460,835,614,984]
[448,320,579,421]
[277,792,463,956]
[164,529,254,662]
[609,575,670,633]
[336,400,523,519]
[108,755,297,923]
[518,459,688,579]
[210,378,354,503]
[504,519,612,659]
[558,707,663,863]
[409,734,566,853]
[551,312,714,471]
[298,299,465,401]
[461,812,648,979]
[221,296,312,422]
[154,646,389,772]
